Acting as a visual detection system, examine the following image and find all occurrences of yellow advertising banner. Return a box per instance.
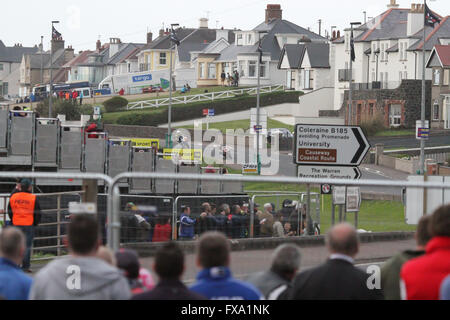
[129,139,160,149]
[163,149,203,162]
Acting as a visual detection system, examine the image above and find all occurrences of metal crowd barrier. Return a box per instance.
[109,172,450,252]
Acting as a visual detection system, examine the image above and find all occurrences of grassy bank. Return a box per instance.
[179,118,294,133]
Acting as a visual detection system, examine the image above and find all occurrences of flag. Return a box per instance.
[170,29,180,46]
[257,40,263,64]
[52,26,61,40]
[425,4,441,28]
[350,30,355,62]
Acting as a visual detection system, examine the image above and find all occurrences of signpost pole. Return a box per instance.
[331,203,335,226]
[338,204,343,222]
[306,183,313,235]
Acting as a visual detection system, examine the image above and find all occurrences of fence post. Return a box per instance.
[57,194,61,256]
[172,197,178,241]
[249,196,255,238]
[331,204,335,226]
[306,184,313,235]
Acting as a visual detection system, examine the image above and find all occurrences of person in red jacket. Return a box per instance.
[152,216,171,242]
[400,204,450,300]
[72,90,78,102]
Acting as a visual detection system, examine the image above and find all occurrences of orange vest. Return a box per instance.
[10,192,36,226]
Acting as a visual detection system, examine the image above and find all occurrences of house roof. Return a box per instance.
[63,50,93,68]
[176,28,219,62]
[408,16,450,51]
[141,28,197,51]
[29,53,51,69]
[278,42,329,69]
[0,41,39,63]
[107,43,145,65]
[426,45,450,68]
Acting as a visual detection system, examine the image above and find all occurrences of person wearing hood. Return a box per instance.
[29,214,130,300]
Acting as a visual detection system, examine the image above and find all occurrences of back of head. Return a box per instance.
[429,204,450,237]
[116,249,140,280]
[0,227,25,260]
[416,215,433,247]
[270,244,301,278]
[19,179,32,192]
[197,232,230,268]
[68,214,99,255]
[326,223,359,257]
[154,242,184,280]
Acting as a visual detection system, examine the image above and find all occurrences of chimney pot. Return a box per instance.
[265,4,282,24]
[147,32,153,44]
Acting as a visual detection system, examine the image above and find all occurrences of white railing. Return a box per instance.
[126,85,285,110]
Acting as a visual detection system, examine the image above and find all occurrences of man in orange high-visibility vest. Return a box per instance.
[7,179,41,273]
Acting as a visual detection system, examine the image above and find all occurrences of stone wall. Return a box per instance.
[341,80,432,128]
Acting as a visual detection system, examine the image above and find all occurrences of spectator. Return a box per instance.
[115,249,148,295]
[288,223,383,300]
[441,275,450,300]
[133,242,205,300]
[272,212,285,238]
[190,232,263,300]
[226,73,231,86]
[257,204,274,238]
[381,215,432,300]
[30,214,131,300]
[119,88,125,96]
[65,91,70,100]
[0,227,33,300]
[134,211,151,242]
[7,179,41,273]
[79,91,83,105]
[152,216,171,242]
[230,205,242,239]
[247,244,301,300]
[284,222,296,237]
[72,90,78,103]
[221,71,226,86]
[96,246,116,266]
[178,206,196,241]
[401,204,450,300]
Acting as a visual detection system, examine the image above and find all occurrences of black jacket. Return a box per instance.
[131,279,206,300]
[288,259,383,300]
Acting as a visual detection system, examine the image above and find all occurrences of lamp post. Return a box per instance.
[256,32,263,175]
[166,23,179,148]
[49,20,59,118]
[40,36,44,84]
[348,22,361,126]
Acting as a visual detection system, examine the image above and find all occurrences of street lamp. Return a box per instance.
[348,22,361,126]
[166,23,179,148]
[256,31,264,175]
[49,20,59,118]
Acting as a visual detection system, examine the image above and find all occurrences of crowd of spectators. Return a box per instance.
[0,203,449,300]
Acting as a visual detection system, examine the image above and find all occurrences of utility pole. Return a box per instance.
[40,36,44,84]
[49,21,59,118]
[419,0,427,175]
[166,23,179,148]
[256,32,262,175]
[348,22,361,125]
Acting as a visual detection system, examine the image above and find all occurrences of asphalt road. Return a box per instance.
[139,238,416,284]
[369,134,450,149]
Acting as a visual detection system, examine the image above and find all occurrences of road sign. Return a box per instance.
[254,125,263,132]
[333,186,346,205]
[208,109,215,116]
[297,166,361,180]
[346,187,361,212]
[321,184,332,195]
[242,163,258,174]
[202,109,209,116]
[294,124,370,166]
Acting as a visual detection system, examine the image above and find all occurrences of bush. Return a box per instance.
[360,116,385,137]
[116,91,301,126]
[103,96,128,112]
[36,99,92,121]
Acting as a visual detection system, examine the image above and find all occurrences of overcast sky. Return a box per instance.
[1,0,448,51]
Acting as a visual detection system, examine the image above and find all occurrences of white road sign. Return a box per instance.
[298,166,361,180]
[346,187,361,212]
[333,186,346,205]
[294,124,370,166]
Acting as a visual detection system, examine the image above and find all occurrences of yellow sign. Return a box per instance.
[163,149,203,162]
[129,139,160,149]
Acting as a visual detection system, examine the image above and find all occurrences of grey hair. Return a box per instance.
[326,223,359,256]
[270,244,301,276]
[0,227,25,259]
[264,203,272,210]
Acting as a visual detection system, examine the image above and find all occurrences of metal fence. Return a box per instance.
[126,85,285,110]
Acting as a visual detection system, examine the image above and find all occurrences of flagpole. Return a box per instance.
[420,0,427,175]
[348,24,353,126]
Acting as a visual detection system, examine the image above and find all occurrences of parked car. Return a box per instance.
[267,128,293,144]
[142,86,164,94]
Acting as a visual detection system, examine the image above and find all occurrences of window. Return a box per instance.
[303,70,314,89]
[247,34,252,45]
[237,34,243,46]
[434,69,441,85]
[248,61,256,77]
[0,64,3,71]
[159,52,167,65]
[444,69,450,86]
[208,63,216,79]
[1,82,8,95]
[399,71,403,81]
[238,61,245,77]
[433,100,440,120]
[403,71,407,80]
[199,63,205,79]
[369,103,374,117]
[371,43,377,62]
[389,104,402,127]
[259,62,266,78]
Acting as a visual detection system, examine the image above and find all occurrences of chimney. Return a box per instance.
[159,29,164,38]
[64,45,75,63]
[96,40,101,52]
[51,38,65,54]
[199,18,209,29]
[387,0,399,8]
[265,4,282,23]
[407,3,424,37]
[147,32,153,44]
[109,38,122,59]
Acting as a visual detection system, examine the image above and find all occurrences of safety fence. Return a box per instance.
[126,85,285,110]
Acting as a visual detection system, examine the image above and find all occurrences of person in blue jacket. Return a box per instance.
[190,231,263,300]
[178,206,196,241]
[0,227,33,300]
